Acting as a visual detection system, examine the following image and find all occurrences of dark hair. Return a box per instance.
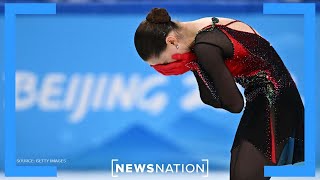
[134,8,180,61]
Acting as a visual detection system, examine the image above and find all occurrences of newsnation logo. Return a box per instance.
[111,159,209,177]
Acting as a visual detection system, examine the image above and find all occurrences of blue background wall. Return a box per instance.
[0,4,319,171]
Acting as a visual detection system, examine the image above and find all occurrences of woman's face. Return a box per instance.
[147,31,190,66]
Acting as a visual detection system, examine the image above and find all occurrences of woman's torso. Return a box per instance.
[192,17,298,104]
[191,17,304,165]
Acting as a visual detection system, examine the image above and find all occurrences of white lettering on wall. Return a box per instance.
[16,71,37,110]
[15,71,170,123]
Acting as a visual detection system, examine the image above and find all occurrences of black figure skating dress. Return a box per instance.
[190,17,304,165]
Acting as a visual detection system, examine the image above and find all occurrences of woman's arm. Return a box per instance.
[193,70,223,108]
[193,43,244,113]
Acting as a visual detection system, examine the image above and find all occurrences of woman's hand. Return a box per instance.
[150,52,198,76]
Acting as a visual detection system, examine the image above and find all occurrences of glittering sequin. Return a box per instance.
[192,17,304,164]
[186,61,221,102]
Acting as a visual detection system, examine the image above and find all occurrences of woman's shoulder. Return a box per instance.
[193,28,234,58]
[216,17,262,37]
[216,17,237,25]
[195,16,236,24]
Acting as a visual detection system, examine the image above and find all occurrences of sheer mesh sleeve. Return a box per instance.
[193,43,244,113]
[193,70,222,108]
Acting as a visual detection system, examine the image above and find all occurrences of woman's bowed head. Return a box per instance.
[134,8,199,76]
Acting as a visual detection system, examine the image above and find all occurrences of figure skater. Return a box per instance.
[134,8,304,180]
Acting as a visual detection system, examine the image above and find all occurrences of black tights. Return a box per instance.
[230,139,275,180]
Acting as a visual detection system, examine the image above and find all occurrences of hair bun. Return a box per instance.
[146,8,171,24]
